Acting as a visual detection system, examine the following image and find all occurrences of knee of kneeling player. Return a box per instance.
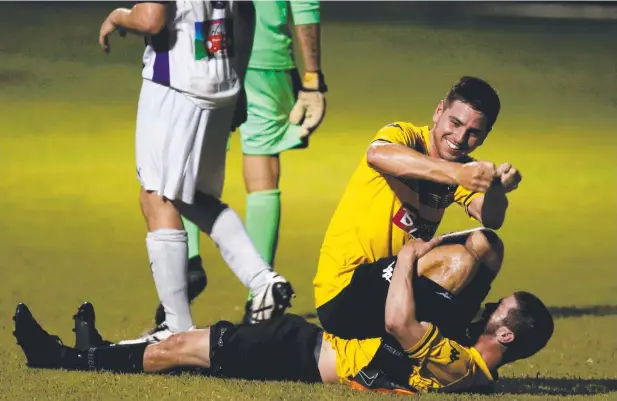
[465,230,504,276]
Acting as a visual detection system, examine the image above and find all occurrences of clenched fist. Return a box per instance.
[456,161,497,193]
[496,162,522,192]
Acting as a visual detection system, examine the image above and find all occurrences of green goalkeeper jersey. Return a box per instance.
[248,0,320,70]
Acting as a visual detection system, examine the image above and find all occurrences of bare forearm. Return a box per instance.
[385,251,419,349]
[468,186,509,229]
[367,142,460,185]
[385,261,415,328]
[109,5,165,35]
[295,23,321,72]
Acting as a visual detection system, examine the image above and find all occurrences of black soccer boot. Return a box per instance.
[154,255,207,326]
[13,303,85,370]
[73,302,114,350]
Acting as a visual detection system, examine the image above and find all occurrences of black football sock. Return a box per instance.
[86,343,148,373]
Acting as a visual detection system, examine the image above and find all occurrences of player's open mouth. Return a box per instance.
[445,138,462,151]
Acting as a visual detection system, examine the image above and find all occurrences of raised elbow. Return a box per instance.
[366,143,382,170]
[385,315,406,337]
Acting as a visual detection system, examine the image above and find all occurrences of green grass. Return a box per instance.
[1,3,616,400]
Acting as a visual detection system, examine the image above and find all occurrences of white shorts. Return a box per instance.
[135,79,235,204]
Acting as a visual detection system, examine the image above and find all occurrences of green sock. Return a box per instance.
[246,189,281,300]
[182,215,201,260]
[246,189,281,265]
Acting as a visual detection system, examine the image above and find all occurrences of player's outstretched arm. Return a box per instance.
[367,141,497,193]
[99,3,166,52]
[384,238,442,350]
[289,1,327,138]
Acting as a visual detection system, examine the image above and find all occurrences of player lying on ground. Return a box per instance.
[13,238,553,394]
[315,77,521,339]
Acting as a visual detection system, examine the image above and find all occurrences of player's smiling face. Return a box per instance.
[430,100,488,161]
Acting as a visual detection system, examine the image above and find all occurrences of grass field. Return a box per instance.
[1,3,616,400]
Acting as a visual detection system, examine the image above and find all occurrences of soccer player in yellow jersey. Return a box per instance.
[315,76,522,339]
[14,235,553,395]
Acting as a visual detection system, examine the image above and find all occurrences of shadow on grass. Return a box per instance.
[298,305,617,322]
[548,305,617,318]
[167,371,616,396]
[494,377,617,395]
[0,69,36,85]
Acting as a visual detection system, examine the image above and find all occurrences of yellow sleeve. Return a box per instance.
[427,338,469,368]
[405,325,472,369]
[372,122,421,148]
[404,323,440,360]
[453,185,481,208]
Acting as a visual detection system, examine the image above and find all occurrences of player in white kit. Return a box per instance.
[98,1,294,343]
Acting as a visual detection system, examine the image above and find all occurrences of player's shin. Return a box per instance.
[210,206,276,294]
[177,193,276,295]
[86,343,149,373]
[39,343,149,373]
[245,189,281,267]
[146,229,193,332]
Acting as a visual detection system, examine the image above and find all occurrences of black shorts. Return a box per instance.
[317,256,493,344]
[209,314,323,383]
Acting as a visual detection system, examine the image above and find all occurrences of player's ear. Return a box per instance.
[496,326,515,345]
[433,100,445,124]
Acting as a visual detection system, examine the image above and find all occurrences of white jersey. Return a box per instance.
[141,0,240,109]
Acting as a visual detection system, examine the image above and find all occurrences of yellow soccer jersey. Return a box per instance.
[404,324,494,393]
[323,332,381,380]
[314,122,480,307]
[326,324,493,394]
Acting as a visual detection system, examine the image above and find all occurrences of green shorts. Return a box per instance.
[239,68,308,156]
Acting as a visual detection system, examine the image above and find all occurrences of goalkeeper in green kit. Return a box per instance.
[153,1,327,326]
